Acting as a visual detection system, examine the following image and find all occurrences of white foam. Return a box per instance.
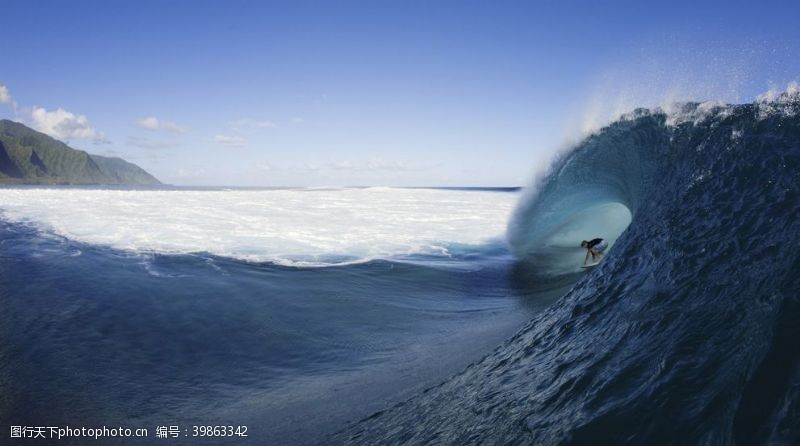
[755,81,800,120]
[662,100,729,127]
[0,188,517,265]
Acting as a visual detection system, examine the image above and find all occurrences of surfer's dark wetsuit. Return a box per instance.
[586,238,603,249]
[581,238,608,265]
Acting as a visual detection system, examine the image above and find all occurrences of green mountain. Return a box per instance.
[0,119,160,185]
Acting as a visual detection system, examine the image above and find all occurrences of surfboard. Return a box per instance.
[581,262,600,269]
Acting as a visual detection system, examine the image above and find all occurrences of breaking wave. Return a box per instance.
[338,88,800,444]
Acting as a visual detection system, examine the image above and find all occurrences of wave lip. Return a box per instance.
[506,107,666,271]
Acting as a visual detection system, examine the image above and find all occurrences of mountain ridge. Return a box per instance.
[0,119,160,185]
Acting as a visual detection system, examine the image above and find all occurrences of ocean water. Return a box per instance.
[0,187,572,444]
[340,91,800,444]
[5,90,800,445]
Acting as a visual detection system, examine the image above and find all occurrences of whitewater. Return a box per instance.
[0,187,516,266]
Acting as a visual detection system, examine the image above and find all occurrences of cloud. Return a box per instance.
[1,82,105,143]
[329,160,357,170]
[256,161,278,171]
[19,106,107,142]
[214,134,247,148]
[127,136,180,150]
[328,158,423,172]
[176,167,206,178]
[230,118,276,132]
[0,84,11,104]
[290,163,321,172]
[256,159,426,174]
[254,161,320,172]
[135,116,187,134]
[291,117,304,124]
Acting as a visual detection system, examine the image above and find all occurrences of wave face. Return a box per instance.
[339,93,800,444]
[0,187,515,266]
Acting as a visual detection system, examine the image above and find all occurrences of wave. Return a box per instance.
[337,87,800,444]
[0,187,517,267]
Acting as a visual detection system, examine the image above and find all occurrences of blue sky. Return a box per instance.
[1,0,798,186]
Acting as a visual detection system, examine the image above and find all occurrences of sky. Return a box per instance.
[0,0,799,187]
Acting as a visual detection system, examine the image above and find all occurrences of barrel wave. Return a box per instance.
[338,90,800,444]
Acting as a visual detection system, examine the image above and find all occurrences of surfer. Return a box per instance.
[581,238,608,266]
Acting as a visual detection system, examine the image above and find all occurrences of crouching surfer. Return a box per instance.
[581,238,608,266]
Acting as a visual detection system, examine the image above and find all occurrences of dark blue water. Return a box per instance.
[338,96,800,444]
[0,214,569,444]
